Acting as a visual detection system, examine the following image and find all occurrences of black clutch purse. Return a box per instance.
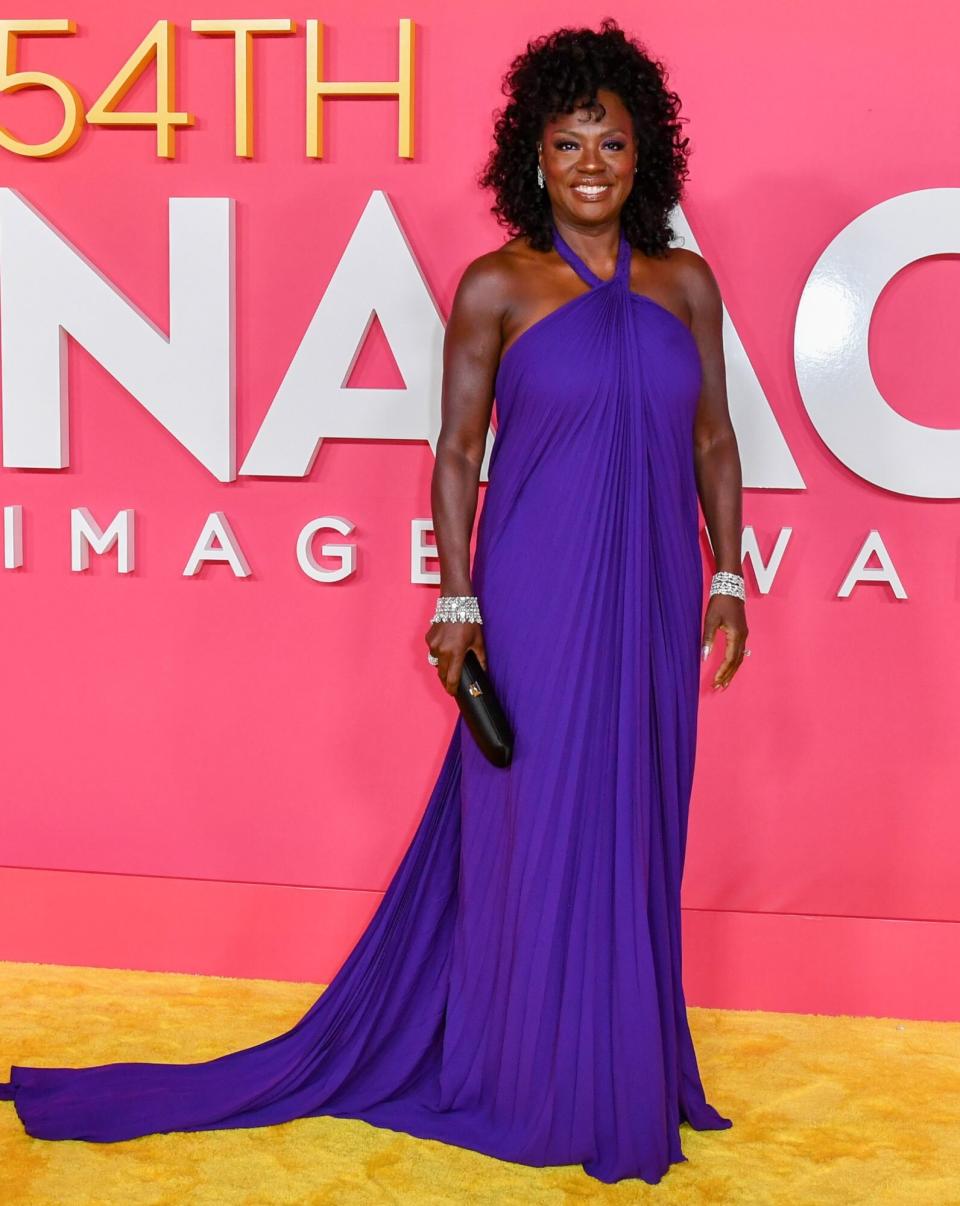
[456,649,514,768]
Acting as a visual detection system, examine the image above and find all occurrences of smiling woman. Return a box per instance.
[0,16,745,1190]
[538,110,638,210]
[477,18,691,255]
[477,42,698,364]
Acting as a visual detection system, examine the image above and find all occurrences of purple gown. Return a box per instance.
[0,222,732,1185]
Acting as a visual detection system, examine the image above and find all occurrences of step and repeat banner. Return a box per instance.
[1,1,957,1020]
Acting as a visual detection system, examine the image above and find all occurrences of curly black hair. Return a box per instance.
[477,17,691,258]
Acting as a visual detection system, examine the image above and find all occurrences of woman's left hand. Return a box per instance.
[701,595,748,690]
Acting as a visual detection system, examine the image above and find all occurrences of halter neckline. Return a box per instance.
[551,223,631,289]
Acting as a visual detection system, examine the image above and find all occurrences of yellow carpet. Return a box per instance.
[0,962,957,1205]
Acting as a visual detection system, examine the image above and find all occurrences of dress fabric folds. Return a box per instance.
[0,222,732,1185]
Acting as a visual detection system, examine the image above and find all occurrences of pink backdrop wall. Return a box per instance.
[1,0,958,1022]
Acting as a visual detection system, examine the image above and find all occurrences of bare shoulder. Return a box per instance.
[443,247,507,359]
[667,246,723,319]
[453,236,533,313]
[448,236,544,354]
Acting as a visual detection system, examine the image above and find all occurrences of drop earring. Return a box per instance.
[537,163,545,189]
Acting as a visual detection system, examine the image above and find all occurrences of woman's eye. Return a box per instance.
[553,140,627,151]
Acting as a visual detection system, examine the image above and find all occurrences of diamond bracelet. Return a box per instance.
[709,571,745,601]
[431,594,483,624]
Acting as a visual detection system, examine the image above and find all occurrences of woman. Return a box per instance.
[0,18,746,1188]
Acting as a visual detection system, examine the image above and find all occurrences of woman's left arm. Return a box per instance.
[681,250,748,691]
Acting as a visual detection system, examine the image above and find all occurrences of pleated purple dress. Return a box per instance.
[0,221,732,1185]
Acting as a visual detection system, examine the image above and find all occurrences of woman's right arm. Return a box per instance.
[425,255,507,695]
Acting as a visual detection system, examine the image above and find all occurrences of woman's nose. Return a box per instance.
[576,147,605,171]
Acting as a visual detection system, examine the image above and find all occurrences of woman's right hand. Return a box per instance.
[424,622,488,696]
